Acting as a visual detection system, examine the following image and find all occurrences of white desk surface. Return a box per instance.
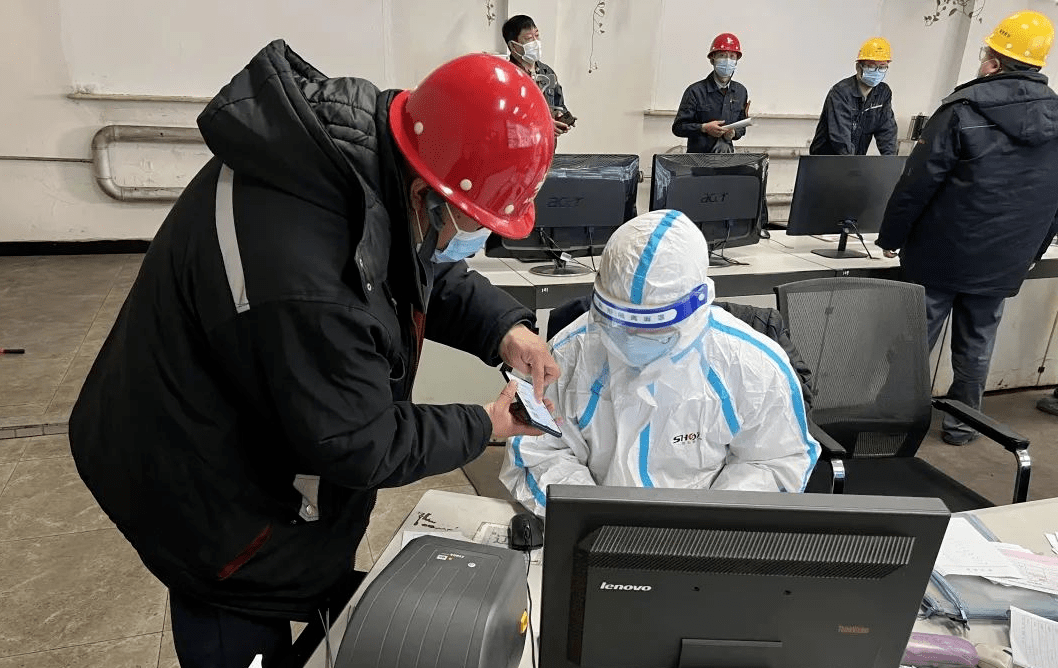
[306,491,1058,667]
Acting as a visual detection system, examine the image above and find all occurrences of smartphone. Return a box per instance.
[555,109,577,126]
[501,368,562,438]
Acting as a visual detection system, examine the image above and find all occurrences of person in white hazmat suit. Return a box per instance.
[500,209,820,515]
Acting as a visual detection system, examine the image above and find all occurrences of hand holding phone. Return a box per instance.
[502,369,562,437]
[553,109,576,126]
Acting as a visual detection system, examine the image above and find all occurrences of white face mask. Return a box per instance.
[431,203,492,263]
[517,39,542,64]
[713,57,737,79]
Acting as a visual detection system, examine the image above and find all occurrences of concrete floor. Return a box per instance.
[0,253,1055,666]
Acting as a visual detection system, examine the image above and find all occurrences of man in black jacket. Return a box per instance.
[69,42,560,667]
[810,37,898,156]
[503,14,573,138]
[672,33,750,153]
[877,11,1058,445]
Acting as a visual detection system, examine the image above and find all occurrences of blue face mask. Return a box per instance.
[859,68,886,88]
[605,328,679,367]
[431,204,492,263]
[713,57,737,79]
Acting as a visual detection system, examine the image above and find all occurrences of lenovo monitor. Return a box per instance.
[539,485,949,668]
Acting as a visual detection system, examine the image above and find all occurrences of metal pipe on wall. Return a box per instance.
[91,125,204,202]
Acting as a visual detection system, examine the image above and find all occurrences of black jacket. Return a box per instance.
[672,74,749,153]
[810,76,898,156]
[511,58,569,114]
[877,71,1058,296]
[69,41,533,618]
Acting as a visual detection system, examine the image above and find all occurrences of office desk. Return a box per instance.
[304,491,1058,667]
[485,241,834,310]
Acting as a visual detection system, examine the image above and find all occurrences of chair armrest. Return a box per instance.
[932,398,1030,453]
[809,420,847,460]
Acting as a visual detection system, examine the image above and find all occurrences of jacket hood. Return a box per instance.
[944,71,1058,145]
[198,40,402,215]
[198,40,420,300]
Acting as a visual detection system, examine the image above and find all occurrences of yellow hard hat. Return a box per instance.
[857,37,892,62]
[985,10,1054,67]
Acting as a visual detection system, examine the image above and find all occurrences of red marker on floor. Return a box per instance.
[0,349,25,354]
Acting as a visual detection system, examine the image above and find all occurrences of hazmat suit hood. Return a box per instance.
[592,210,715,369]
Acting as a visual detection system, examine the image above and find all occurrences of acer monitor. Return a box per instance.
[539,485,949,668]
[486,154,640,276]
[786,155,907,258]
[650,153,768,267]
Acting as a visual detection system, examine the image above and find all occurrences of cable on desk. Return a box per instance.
[538,228,598,274]
[846,221,875,259]
[523,524,538,668]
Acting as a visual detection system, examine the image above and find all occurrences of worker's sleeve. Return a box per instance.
[498,378,595,516]
[710,342,820,493]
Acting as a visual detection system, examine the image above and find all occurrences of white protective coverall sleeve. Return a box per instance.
[706,313,818,493]
[499,348,598,516]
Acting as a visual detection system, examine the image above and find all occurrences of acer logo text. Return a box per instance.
[546,196,584,208]
[600,581,653,591]
[699,192,728,203]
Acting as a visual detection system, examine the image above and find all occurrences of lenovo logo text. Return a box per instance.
[599,581,653,592]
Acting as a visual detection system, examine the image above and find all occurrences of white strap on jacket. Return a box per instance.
[215,164,250,314]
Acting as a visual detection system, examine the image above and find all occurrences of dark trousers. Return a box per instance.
[169,589,292,668]
[169,570,364,668]
[924,288,1007,438]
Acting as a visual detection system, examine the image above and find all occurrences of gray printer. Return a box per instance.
[334,536,528,668]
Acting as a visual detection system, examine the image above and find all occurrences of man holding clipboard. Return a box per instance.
[672,33,752,153]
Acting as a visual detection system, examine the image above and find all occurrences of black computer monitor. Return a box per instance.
[650,153,768,267]
[539,485,949,668]
[488,154,640,276]
[786,155,907,259]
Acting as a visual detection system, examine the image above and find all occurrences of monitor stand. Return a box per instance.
[529,257,592,277]
[811,219,867,259]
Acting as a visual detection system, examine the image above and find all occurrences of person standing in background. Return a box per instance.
[810,37,898,156]
[503,14,575,138]
[876,12,1058,445]
[672,33,750,153]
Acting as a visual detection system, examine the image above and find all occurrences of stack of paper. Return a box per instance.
[935,519,1058,600]
[1010,607,1058,668]
[992,549,1058,597]
[934,518,1022,579]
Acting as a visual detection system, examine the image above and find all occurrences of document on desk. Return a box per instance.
[934,517,1021,578]
[1010,606,1058,668]
[473,522,542,564]
[987,550,1058,597]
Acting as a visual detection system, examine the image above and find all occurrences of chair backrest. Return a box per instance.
[775,277,932,458]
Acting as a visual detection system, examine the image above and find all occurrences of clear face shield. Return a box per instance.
[592,283,712,367]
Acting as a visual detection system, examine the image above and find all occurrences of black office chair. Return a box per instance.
[775,277,1031,511]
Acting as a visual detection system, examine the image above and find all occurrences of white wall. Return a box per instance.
[3,0,1057,242]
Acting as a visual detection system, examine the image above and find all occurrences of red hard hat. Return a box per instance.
[709,33,742,58]
[389,54,555,239]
